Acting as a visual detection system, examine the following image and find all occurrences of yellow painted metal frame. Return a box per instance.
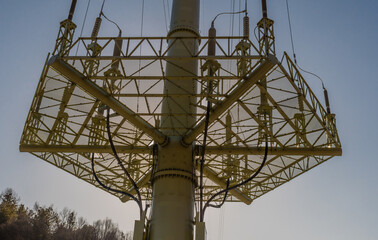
[20,33,341,204]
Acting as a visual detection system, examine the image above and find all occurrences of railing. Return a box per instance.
[283,52,341,147]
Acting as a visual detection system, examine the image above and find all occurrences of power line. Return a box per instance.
[285,0,325,88]
[74,0,91,58]
[162,0,169,33]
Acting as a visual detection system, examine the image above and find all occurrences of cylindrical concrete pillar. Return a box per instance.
[149,0,200,239]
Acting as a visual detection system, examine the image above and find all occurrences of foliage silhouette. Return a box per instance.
[0,188,132,240]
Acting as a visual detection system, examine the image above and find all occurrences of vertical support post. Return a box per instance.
[149,0,200,240]
[261,0,268,18]
[68,0,78,20]
[53,0,78,56]
[257,0,275,56]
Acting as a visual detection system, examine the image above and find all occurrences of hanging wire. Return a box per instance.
[207,179,230,208]
[238,0,241,36]
[218,204,226,240]
[167,0,171,21]
[105,108,143,219]
[137,0,146,114]
[201,0,205,33]
[211,10,246,26]
[202,138,269,220]
[140,0,145,37]
[74,0,91,58]
[285,0,325,89]
[162,0,169,33]
[98,0,122,35]
[230,0,236,40]
[100,0,106,14]
[199,76,216,222]
[285,0,296,63]
[199,95,212,222]
[91,153,143,219]
[101,12,122,35]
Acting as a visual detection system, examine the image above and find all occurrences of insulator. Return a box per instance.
[208,24,216,56]
[68,0,77,20]
[261,0,268,18]
[243,15,250,38]
[91,17,102,38]
[113,39,123,58]
[225,112,232,146]
[298,94,304,112]
[111,33,123,69]
[323,88,331,114]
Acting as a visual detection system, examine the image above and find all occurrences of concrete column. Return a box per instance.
[149,0,200,239]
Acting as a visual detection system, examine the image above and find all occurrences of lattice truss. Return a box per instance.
[20,34,341,204]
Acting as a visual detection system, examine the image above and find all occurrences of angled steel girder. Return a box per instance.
[201,146,342,156]
[19,145,151,154]
[20,145,341,156]
[48,56,168,146]
[182,55,277,146]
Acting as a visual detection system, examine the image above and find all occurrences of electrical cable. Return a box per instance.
[285,0,325,89]
[207,179,230,208]
[162,0,169,33]
[91,154,137,202]
[137,0,146,114]
[106,108,141,203]
[140,0,145,37]
[105,107,143,219]
[199,94,212,222]
[202,138,269,219]
[285,0,296,63]
[91,153,143,219]
[212,10,247,26]
[99,0,122,35]
[74,0,91,58]
[238,0,241,36]
[101,11,122,35]
[199,6,250,219]
[100,0,106,14]
[230,0,236,42]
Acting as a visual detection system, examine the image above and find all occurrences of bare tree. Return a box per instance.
[0,188,131,240]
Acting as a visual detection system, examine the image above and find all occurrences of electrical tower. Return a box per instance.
[20,0,341,239]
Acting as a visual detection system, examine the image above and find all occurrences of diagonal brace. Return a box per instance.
[182,56,277,146]
[48,56,168,146]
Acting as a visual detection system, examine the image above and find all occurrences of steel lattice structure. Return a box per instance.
[20,33,341,205]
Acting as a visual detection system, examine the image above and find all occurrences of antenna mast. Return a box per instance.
[20,0,342,239]
[149,0,200,239]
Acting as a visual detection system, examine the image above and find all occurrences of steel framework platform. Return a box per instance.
[20,35,341,205]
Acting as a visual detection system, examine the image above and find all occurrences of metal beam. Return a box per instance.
[19,144,151,154]
[197,146,342,156]
[48,56,168,146]
[20,144,342,157]
[182,56,277,145]
[201,166,252,205]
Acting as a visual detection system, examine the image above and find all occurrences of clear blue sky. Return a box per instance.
[0,0,377,239]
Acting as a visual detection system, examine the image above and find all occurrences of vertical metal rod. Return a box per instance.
[323,88,331,114]
[261,0,268,18]
[68,0,78,20]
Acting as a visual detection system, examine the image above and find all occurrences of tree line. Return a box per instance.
[0,188,132,240]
